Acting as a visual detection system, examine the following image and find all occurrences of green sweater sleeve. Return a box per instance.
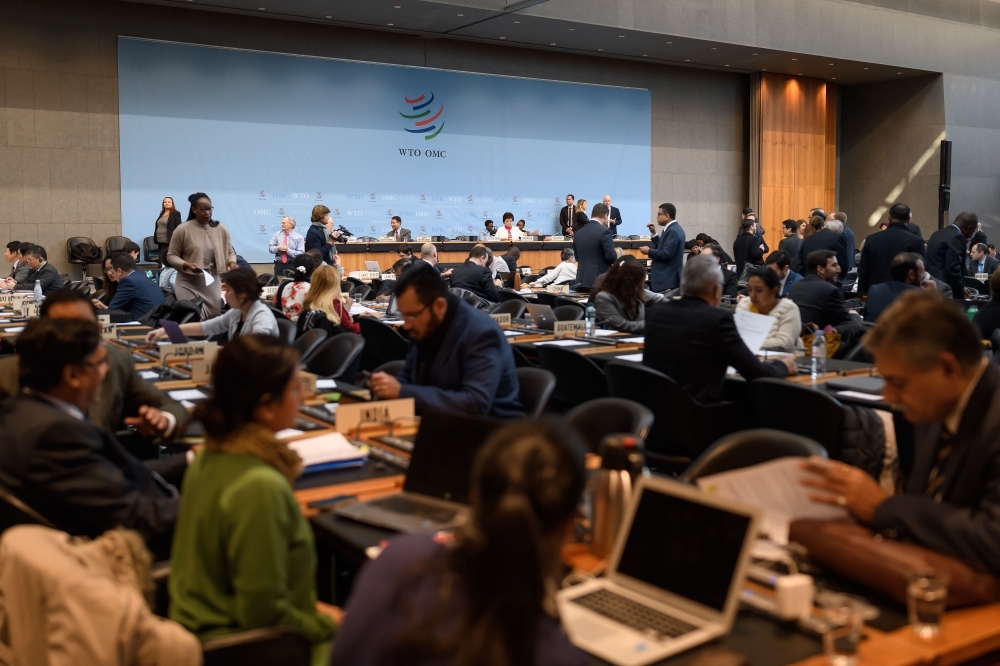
[221,469,335,642]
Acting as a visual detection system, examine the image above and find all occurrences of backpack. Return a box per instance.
[139,297,201,327]
[70,243,101,263]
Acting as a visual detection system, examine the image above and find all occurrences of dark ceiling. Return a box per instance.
[118,0,934,85]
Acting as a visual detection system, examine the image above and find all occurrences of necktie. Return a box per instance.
[395,230,399,241]
[924,428,953,500]
[281,233,288,263]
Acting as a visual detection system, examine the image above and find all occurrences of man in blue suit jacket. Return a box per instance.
[765,250,803,296]
[640,203,684,292]
[864,252,924,322]
[105,253,164,320]
[367,262,524,418]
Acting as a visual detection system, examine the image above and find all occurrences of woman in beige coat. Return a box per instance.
[166,192,238,317]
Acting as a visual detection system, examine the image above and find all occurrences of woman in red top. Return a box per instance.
[296,265,360,336]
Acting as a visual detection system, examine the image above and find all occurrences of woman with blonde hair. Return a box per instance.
[572,198,589,233]
[296,265,360,336]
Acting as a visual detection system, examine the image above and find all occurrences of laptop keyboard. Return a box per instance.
[369,495,458,524]
[570,589,697,640]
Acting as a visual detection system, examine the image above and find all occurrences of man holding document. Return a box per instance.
[800,291,1000,575]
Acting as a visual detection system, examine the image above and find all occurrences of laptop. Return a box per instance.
[160,319,189,344]
[386,293,401,318]
[525,303,558,331]
[557,476,760,666]
[365,260,382,273]
[826,375,885,395]
[334,411,503,533]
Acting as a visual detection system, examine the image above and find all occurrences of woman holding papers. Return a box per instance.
[166,192,238,318]
[737,267,802,350]
[168,335,339,665]
[296,265,360,336]
[330,419,587,666]
[592,257,667,333]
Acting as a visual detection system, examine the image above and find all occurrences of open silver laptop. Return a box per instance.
[334,412,502,533]
[525,303,558,330]
[365,260,382,273]
[557,476,760,666]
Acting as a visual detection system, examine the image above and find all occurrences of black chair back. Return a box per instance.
[537,345,607,412]
[553,305,584,321]
[498,289,529,303]
[510,345,535,368]
[269,306,290,321]
[0,485,55,534]
[203,627,311,666]
[104,236,132,256]
[276,319,297,345]
[605,361,744,460]
[554,296,585,312]
[749,378,844,458]
[490,300,527,319]
[291,328,328,363]
[373,359,406,376]
[564,397,654,454]
[305,334,365,383]
[449,288,491,309]
[965,276,990,296]
[359,317,410,372]
[350,284,373,301]
[534,292,559,306]
[680,429,827,483]
[516,367,556,417]
[142,236,158,263]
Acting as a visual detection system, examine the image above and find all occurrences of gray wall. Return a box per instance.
[944,74,1000,232]
[840,75,945,242]
[0,0,748,272]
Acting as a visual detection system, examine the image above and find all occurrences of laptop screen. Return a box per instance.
[616,486,751,612]
[403,411,503,503]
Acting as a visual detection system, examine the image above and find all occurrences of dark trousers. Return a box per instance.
[274,259,292,278]
[157,242,169,267]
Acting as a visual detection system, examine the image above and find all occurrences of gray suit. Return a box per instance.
[389,227,412,243]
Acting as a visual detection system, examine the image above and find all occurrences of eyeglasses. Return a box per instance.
[76,356,109,371]
[400,303,430,322]
[198,206,214,212]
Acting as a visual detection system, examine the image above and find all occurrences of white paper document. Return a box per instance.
[837,390,883,402]
[503,330,525,337]
[139,371,161,380]
[275,428,304,440]
[168,389,208,401]
[733,308,776,354]
[288,432,368,468]
[380,319,404,325]
[615,353,644,362]
[349,303,377,316]
[594,328,618,337]
[180,400,197,409]
[535,340,589,347]
[620,336,645,344]
[316,379,338,389]
[4,327,24,333]
[696,457,850,544]
[202,270,215,286]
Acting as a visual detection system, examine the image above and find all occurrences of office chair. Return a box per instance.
[564,398,654,454]
[373,359,406,376]
[359,317,410,372]
[516,367,556,417]
[497,289,529,303]
[537,345,607,412]
[104,235,132,256]
[291,328,328,364]
[203,627,311,666]
[679,429,827,483]
[554,296,584,313]
[0,485,55,534]
[534,292,559,306]
[449,287,491,309]
[305,334,365,383]
[275,319,297,345]
[490,299,527,319]
[553,305,584,321]
[749,378,844,459]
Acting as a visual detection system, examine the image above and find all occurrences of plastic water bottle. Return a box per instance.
[33,280,42,303]
[524,311,534,328]
[967,305,979,322]
[586,302,597,337]
[811,331,827,378]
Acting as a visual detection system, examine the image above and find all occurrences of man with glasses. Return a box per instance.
[367,262,523,417]
[639,203,685,292]
[0,317,179,558]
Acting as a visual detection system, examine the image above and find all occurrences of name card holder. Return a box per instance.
[977,273,990,281]
[97,314,111,325]
[189,357,216,383]
[0,293,12,307]
[358,271,380,281]
[19,302,41,318]
[416,236,433,242]
[554,320,586,338]
[261,285,279,299]
[489,312,511,328]
[101,324,118,341]
[380,273,396,281]
[546,284,570,294]
[336,398,415,435]
[159,341,219,368]
[549,235,566,241]
[10,294,31,313]
[637,235,652,241]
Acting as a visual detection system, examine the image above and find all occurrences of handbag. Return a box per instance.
[801,327,841,358]
[789,519,1000,608]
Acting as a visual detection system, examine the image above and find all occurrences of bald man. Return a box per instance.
[603,195,622,236]
[418,242,452,278]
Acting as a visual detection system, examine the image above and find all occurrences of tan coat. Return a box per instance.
[0,525,201,666]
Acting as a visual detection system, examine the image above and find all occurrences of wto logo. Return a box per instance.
[316,192,323,201]
[512,196,518,204]
[436,210,442,218]
[420,225,428,234]
[277,207,285,216]
[258,190,266,200]
[332,208,341,217]
[400,92,445,140]
[527,211,532,218]
[386,209,393,216]
[467,195,474,203]
[369,193,377,202]
[420,194,427,203]
[258,224,267,233]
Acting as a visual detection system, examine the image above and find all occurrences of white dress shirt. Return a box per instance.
[498,225,524,241]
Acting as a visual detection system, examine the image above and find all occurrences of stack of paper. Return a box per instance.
[288,432,368,472]
[733,308,776,355]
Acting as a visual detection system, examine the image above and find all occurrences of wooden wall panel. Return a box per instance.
[756,73,837,244]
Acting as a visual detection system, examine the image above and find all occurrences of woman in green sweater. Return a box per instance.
[168,334,338,665]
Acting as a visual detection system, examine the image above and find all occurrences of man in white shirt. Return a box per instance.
[497,213,525,241]
[531,248,578,286]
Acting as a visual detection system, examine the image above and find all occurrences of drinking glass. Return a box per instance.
[907,570,949,639]
[822,598,863,666]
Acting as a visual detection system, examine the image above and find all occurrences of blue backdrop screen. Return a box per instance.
[118,38,652,262]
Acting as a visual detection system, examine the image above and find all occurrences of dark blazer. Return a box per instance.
[643,297,788,403]
[19,262,64,294]
[780,270,803,296]
[787,274,853,329]
[733,233,764,276]
[107,271,165,320]
[8,260,29,284]
[389,228,412,243]
[967,254,1000,277]
[572,211,590,234]
[397,299,523,418]
[164,209,182,247]
[0,391,178,545]
[721,266,739,298]
[905,221,923,238]
[863,281,919,323]
[647,222,685,292]
[448,260,499,302]
[970,229,988,250]
[872,362,1000,575]
[608,205,623,235]
[304,222,329,252]
[573,220,617,289]
[778,235,803,274]
[857,223,926,294]
[798,230,849,277]
[559,205,575,234]
[843,225,857,270]
[926,225,968,299]
[500,253,519,276]
[973,301,1000,340]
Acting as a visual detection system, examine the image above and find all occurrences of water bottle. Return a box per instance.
[811,329,827,378]
[524,311,534,328]
[585,302,597,337]
[33,280,42,304]
[591,434,646,558]
[967,305,979,322]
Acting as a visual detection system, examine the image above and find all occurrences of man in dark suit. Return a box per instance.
[639,203,685,292]
[744,213,769,254]
[788,250,854,329]
[388,215,412,243]
[447,245,499,302]
[500,246,520,276]
[802,291,1000,575]
[603,195,623,236]
[559,193,576,237]
[6,244,64,293]
[643,255,795,404]
[926,211,978,300]
[967,243,999,277]
[765,250,803,296]
[857,203,926,294]
[797,218,849,278]
[368,262,523,418]
[99,253,165,320]
[905,214,924,238]
[701,244,738,297]
[863,252,924,322]
[573,203,617,289]
[828,212,857,271]
[777,219,803,274]
[733,219,765,277]
[0,317,179,558]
